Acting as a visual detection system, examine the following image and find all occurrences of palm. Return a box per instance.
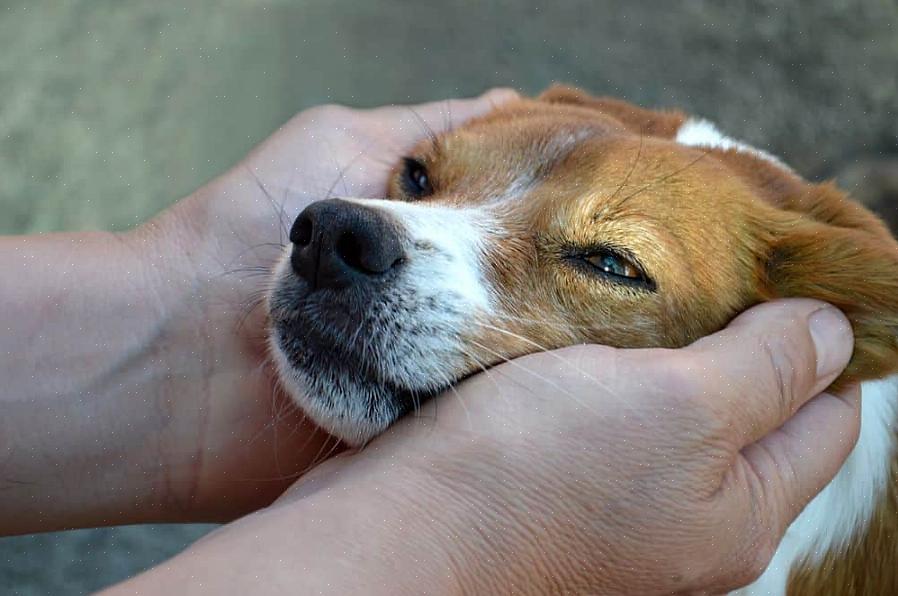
[171,91,514,518]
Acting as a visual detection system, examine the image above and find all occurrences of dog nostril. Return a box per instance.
[336,231,364,271]
[335,229,404,275]
[291,216,313,247]
[291,199,406,286]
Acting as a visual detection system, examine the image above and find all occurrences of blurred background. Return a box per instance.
[1,0,897,593]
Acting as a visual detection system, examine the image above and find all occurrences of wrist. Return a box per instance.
[272,431,595,595]
[120,197,259,521]
[127,180,337,522]
[113,450,478,595]
[0,228,196,533]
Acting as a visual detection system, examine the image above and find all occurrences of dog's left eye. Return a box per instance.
[584,250,645,281]
[401,158,433,198]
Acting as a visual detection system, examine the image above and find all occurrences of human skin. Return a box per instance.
[108,299,859,595]
[0,91,859,593]
[0,89,519,532]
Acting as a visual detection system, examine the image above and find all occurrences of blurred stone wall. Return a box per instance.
[2,0,896,593]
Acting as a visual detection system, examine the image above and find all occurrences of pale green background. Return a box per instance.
[2,0,897,593]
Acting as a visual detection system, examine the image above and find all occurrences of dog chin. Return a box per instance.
[268,325,435,446]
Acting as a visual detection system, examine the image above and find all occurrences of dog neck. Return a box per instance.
[734,376,898,595]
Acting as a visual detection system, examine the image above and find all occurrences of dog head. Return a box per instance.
[267,85,898,445]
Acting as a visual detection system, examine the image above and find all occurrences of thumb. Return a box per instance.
[686,299,854,447]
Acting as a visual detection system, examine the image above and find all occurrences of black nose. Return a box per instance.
[289,199,405,290]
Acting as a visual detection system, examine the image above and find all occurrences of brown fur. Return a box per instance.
[388,85,898,593]
[788,457,898,594]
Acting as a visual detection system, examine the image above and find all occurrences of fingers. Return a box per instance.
[685,299,854,447]
[739,383,861,532]
[370,88,520,147]
[684,299,854,447]
[405,88,521,136]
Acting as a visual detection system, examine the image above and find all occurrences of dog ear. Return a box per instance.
[538,84,686,138]
[761,184,898,384]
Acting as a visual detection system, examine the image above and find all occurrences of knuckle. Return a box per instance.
[758,330,814,414]
[724,540,777,589]
[746,536,779,584]
[761,337,793,420]
[643,350,704,399]
[302,102,351,122]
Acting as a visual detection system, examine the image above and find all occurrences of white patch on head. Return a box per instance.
[491,174,536,206]
[543,128,595,159]
[676,118,789,170]
[733,375,898,596]
[487,127,593,207]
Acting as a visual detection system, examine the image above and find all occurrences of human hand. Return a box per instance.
[296,300,859,595]
[128,88,519,521]
[360,299,854,595]
[114,299,858,594]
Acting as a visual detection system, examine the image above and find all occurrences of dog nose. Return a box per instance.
[289,199,405,290]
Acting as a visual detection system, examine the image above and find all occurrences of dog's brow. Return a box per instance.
[594,150,710,220]
[544,128,592,156]
[534,128,595,177]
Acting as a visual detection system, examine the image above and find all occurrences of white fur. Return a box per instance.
[734,375,898,595]
[676,118,788,169]
[491,174,536,206]
[341,198,496,314]
[486,128,592,207]
[267,196,504,445]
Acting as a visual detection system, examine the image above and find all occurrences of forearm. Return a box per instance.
[105,418,602,596]
[104,449,488,595]
[0,227,195,533]
[0,190,336,535]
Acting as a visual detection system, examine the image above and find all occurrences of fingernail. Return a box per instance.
[808,307,853,378]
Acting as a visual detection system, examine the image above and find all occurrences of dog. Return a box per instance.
[266,86,898,594]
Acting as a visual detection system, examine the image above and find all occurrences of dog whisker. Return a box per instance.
[405,106,441,158]
[614,148,709,207]
[457,346,515,413]
[469,321,616,396]
[465,338,602,417]
[601,128,645,208]
[244,164,291,244]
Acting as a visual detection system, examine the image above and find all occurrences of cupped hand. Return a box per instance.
[117,299,859,595]
[125,91,860,594]
[279,299,858,594]
[135,89,518,520]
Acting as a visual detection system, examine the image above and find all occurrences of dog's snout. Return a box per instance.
[289,199,405,290]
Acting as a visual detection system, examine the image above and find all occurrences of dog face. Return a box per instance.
[268,86,898,445]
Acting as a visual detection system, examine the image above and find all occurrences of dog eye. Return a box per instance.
[585,250,644,280]
[401,158,433,198]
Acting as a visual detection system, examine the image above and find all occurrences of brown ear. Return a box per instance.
[538,84,686,138]
[763,192,898,384]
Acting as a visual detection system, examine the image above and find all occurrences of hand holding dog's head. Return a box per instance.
[270,85,898,442]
